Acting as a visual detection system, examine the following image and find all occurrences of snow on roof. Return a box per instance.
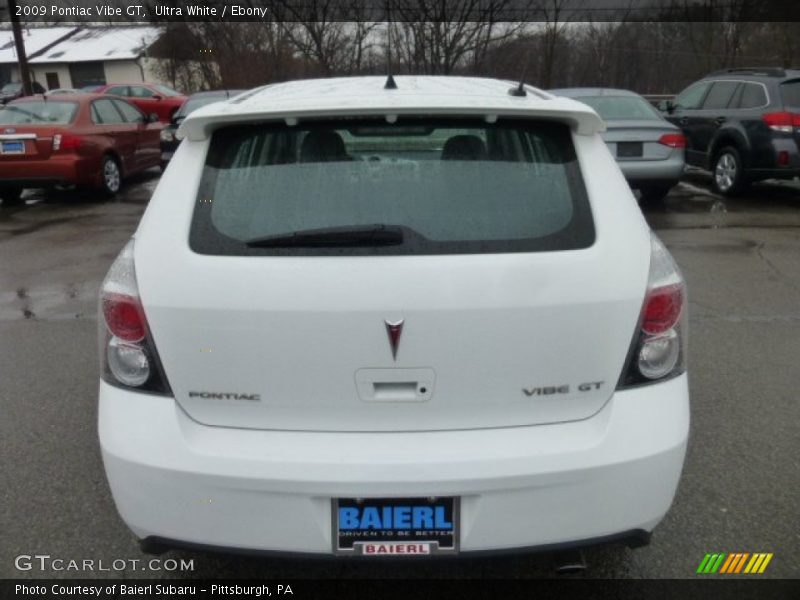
[180,76,607,140]
[29,26,162,64]
[0,27,78,64]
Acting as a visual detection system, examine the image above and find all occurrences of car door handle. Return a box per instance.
[715,117,726,124]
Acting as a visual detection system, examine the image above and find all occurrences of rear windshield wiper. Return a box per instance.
[245,224,405,248]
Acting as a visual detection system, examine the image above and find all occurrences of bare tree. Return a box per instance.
[389,0,526,75]
[273,0,380,75]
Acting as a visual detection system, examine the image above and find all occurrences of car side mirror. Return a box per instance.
[148,113,159,123]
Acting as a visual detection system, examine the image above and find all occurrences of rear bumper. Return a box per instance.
[0,155,97,188]
[99,374,689,555]
[617,156,685,186]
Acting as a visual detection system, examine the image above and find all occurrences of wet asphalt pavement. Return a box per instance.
[0,170,799,580]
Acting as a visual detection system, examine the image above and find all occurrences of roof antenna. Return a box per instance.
[384,1,397,90]
[508,38,531,97]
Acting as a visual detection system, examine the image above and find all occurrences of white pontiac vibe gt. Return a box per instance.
[98,76,689,557]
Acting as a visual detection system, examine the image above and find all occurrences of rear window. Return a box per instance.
[780,80,800,108]
[0,101,78,124]
[153,85,181,97]
[190,118,595,256]
[573,96,662,121]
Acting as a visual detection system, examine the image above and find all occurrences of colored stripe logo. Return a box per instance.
[697,552,773,574]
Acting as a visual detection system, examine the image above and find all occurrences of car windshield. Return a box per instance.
[153,84,181,97]
[177,95,227,118]
[575,96,662,121]
[1,83,22,94]
[190,118,594,256]
[0,101,78,124]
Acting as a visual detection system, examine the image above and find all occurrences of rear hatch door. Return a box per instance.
[136,116,650,432]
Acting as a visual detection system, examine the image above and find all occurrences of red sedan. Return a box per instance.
[0,94,163,204]
[95,83,187,123]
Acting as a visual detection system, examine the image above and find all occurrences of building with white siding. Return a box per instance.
[0,26,165,91]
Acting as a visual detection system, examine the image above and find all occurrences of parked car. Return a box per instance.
[160,89,245,168]
[552,88,686,204]
[660,67,800,195]
[95,83,187,123]
[0,94,162,204]
[45,88,83,96]
[98,76,689,558]
[0,81,46,104]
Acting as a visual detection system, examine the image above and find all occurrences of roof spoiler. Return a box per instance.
[178,105,606,141]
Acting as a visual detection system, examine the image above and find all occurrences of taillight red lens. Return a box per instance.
[102,292,145,342]
[642,283,684,335]
[762,112,800,132]
[53,133,82,152]
[658,133,687,148]
[60,134,82,151]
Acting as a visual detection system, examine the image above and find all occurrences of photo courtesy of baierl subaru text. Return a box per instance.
[1,0,798,598]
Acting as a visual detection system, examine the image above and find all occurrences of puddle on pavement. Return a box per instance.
[0,282,98,322]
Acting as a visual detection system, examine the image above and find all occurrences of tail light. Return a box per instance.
[99,239,171,394]
[658,133,687,149]
[762,112,800,133]
[617,234,687,388]
[52,133,83,152]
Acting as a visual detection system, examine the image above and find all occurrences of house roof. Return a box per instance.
[29,26,163,64]
[0,27,78,64]
[179,76,607,141]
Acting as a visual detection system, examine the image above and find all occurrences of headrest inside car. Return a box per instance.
[300,130,349,163]
[441,135,488,160]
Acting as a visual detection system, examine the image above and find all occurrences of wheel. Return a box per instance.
[99,155,122,198]
[0,187,24,206]
[711,146,747,196]
[639,184,672,206]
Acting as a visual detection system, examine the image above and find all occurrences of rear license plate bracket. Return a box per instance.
[617,141,643,157]
[1,141,24,155]
[333,497,459,556]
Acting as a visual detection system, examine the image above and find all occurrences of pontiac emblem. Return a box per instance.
[384,319,404,360]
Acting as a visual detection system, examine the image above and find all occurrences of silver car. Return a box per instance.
[551,88,686,204]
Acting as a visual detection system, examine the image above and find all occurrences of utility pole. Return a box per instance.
[7,0,33,95]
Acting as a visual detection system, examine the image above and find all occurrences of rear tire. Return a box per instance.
[0,187,24,206]
[639,184,673,206]
[98,155,122,199]
[711,146,748,196]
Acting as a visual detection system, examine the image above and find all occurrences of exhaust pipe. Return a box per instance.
[552,550,587,574]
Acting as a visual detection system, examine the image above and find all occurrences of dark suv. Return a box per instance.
[661,68,800,195]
